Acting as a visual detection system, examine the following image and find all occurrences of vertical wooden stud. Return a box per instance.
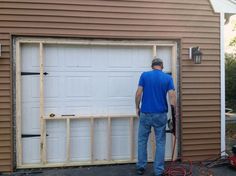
[66,118,71,162]
[153,45,157,58]
[172,44,177,86]
[130,117,134,161]
[171,43,178,161]
[39,42,46,164]
[107,117,112,161]
[16,41,22,167]
[90,118,94,163]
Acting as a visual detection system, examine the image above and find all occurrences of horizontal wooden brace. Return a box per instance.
[43,115,137,120]
[17,158,168,169]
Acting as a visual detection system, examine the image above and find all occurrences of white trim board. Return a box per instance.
[220,13,226,155]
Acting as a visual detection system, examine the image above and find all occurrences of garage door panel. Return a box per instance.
[22,138,40,164]
[65,106,92,116]
[21,76,40,102]
[44,45,61,68]
[94,119,108,161]
[70,119,91,161]
[112,136,130,160]
[31,76,41,98]
[22,105,40,133]
[108,105,134,115]
[93,101,109,116]
[108,46,134,68]
[44,106,60,116]
[108,76,133,98]
[70,136,91,162]
[111,118,130,160]
[64,45,92,68]
[157,46,172,73]
[47,137,67,163]
[165,134,173,160]
[70,119,90,136]
[44,76,60,98]
[133,47,153,69]
[90,46,109,68]
[46,120,67,163]
[19,41,175,165]
[107,90,135,115]
[108,72,136,77]
[107,98,133,104]
[45,100,92,116]
[134,119,139,159]
[91,73,108,98]
[21,43,40,70]
[112,118,129,135]
[65,76,92,97]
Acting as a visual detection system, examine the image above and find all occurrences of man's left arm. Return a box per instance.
[167,76,176,107]
[168,90,176,108]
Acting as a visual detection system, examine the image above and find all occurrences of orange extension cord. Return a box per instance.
[163,136,228,176]
[163,134,193,176]
[163,107,229,176]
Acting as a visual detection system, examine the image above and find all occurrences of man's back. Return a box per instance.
[138,69,174,113]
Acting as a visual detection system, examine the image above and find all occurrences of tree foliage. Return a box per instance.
[225,52,236,111]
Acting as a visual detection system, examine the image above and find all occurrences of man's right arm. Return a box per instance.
[135,86,143,117]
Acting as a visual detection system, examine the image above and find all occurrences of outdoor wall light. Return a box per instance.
[189,46,203,64]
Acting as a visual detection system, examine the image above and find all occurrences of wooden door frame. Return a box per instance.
[15,37,178,169]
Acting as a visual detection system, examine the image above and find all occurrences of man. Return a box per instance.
[135,58,176,176]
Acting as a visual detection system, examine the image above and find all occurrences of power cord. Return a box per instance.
[163,151,230,176]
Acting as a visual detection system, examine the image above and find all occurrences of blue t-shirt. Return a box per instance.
[138,69,175,113]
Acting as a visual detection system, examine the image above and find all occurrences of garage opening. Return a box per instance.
[14,38,178,168]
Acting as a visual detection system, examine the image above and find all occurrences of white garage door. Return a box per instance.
[16,39,177,167]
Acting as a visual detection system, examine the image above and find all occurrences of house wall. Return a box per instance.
[0,0,220,172]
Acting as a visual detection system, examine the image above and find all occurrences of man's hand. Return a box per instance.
[136,108,140,118]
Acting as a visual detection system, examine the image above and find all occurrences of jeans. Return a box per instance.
[136,112,167,175]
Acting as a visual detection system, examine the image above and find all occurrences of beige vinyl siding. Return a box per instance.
[0,0,220,172]
[0,33,12,173]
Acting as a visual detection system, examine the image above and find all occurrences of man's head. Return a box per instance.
[151,57,163,70]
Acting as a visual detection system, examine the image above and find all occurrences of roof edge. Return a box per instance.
[209,0,236,13]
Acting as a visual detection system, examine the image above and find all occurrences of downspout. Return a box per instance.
[220,12,226,155]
